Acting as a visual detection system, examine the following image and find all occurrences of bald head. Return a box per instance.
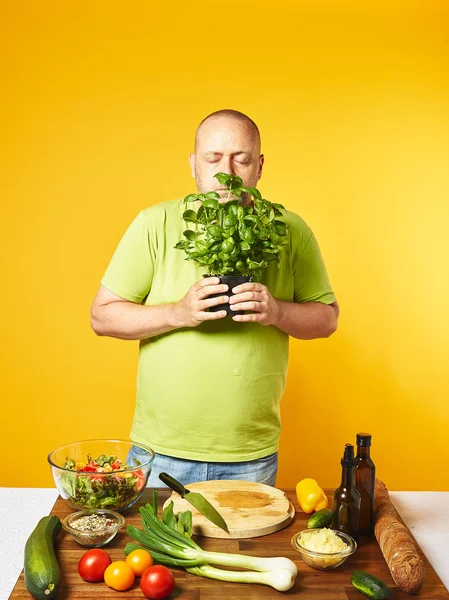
[195,109,261,154]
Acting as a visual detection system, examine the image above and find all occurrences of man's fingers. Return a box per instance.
[197,284,229,299]
[229,291,262,304]
[192,276,220,292]
[232,282,263,294]
[199,295,229,310]
[197,309,227,321]
[232,312,261,322]
[230,301,262,312]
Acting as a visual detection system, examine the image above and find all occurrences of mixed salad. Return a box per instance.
[59,453,147,510]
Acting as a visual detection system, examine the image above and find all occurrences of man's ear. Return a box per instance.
[189,153,196,179]
[257,154,265,181]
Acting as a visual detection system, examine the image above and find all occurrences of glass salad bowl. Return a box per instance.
[48,439,155,512]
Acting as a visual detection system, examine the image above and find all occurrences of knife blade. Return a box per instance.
[159,472,229,533]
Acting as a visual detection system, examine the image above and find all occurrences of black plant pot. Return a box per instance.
[208,275,252,316]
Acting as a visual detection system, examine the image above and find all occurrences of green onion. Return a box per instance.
[125,496,297,591]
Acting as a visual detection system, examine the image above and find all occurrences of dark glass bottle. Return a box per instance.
[355,433,376,535]
[333,443,361,542]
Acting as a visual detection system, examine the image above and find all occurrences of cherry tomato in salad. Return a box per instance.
[140,565,175,599]
[135,469,146,491]
[104,560,135,591]
[81,463,98,472]
[126,549,153,576]
[78,548,112,582]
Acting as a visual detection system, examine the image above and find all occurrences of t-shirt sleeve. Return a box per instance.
[101,211,154,303]
[293,231,336,304]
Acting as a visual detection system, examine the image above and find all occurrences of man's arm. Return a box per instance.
[272,299,339,339]
[90,278,230,340]
[229,282,339,340]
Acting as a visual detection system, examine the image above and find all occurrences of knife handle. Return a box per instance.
[159,472,188,496]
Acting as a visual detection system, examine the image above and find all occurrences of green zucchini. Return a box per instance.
[307,508,333,529]
[351,570,390,600]
[24,515,62,599]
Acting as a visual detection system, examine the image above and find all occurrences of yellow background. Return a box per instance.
[1,1,448,490]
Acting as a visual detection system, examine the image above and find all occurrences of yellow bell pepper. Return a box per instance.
[296,478,328,514]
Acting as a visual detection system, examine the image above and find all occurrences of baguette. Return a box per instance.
[374,478,426,594]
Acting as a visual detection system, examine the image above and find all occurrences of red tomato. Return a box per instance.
[81,461,99,472]
[78,548,112,582]
[140,565,175,599]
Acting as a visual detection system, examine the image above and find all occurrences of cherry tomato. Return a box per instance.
[104,560,135,591]
[140,565,175,599]
[125,549,153,577]
[78,548,112,582]
[136,469,147,491]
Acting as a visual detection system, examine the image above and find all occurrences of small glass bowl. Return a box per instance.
[62,509,125,547]
[291,529,357,570]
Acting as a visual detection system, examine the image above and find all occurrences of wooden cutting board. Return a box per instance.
[162,480,295,538]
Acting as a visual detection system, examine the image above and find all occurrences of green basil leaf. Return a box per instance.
[214,172,233,186]
[241,186,262,201]
[244,214,258,223]
[228,203,239,217]
[184,194,200,204]
[183,230,198,241]
[221,237,235,254]
[183,209,199,223]
[174,240,189,249]
[203,198,220,210]
[207,224,223,238]
[223,215,237,229]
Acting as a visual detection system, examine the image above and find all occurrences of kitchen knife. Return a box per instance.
[159,472,229,533]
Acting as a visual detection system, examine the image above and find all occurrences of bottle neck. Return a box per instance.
[357,446,370,458]
[341,464,355,488]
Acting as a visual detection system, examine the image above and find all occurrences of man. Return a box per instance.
[91,109,338,487]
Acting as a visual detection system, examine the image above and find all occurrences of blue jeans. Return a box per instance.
[127,446,278,488]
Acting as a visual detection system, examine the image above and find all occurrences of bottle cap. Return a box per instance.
[356,433,372,447]
[341,443,356,467]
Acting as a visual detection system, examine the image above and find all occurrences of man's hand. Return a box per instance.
[173,277,229,327]
[229,282,339,339]
[229,282,280,325]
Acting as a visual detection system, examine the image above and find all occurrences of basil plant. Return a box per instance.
[174,173,289,278]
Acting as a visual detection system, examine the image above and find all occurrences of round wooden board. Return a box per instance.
[163,479,295,539]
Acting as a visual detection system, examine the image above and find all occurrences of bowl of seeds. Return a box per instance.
[62,509,125,547]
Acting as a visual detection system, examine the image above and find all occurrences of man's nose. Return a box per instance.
[220,156,235,175]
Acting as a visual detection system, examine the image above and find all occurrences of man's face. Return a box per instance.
[189,116,264,202]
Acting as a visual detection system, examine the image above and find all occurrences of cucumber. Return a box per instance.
[24,515,62,599]
[307,508,333,529]
[351,570,390,600]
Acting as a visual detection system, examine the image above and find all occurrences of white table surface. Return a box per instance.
[1,488,448,598]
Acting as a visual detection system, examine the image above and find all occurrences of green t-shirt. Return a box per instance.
[101,199,336,461]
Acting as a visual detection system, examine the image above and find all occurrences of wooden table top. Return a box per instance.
[9,488,449,600]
